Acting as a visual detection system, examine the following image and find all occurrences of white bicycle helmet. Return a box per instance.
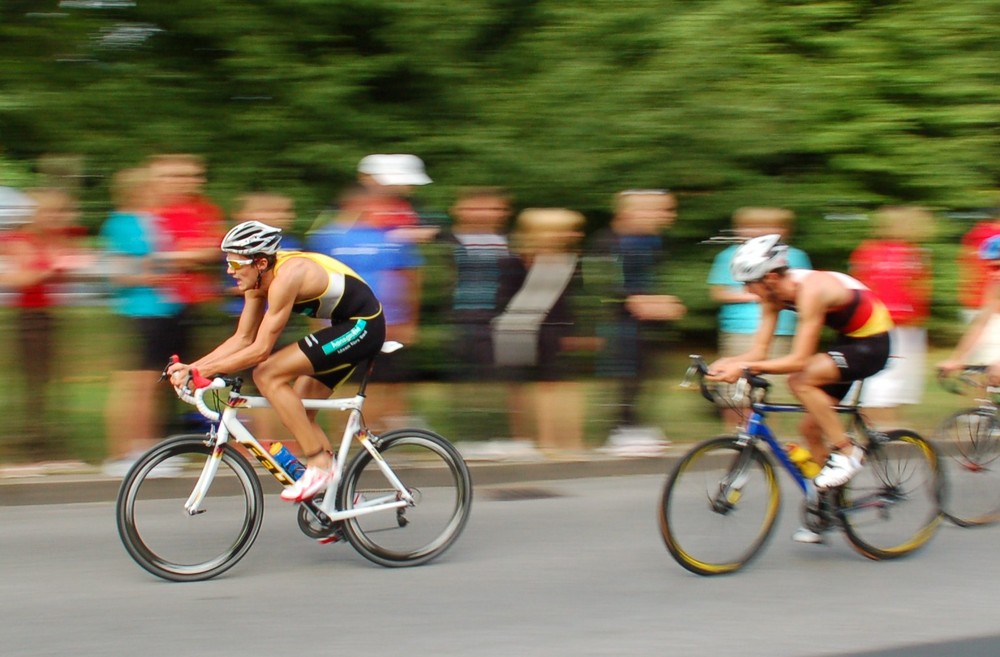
[220,220,282,255]
[729,233,789,282]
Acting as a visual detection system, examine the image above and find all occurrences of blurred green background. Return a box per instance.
[2,1,999,461]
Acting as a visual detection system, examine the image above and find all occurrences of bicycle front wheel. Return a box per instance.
[934,408,1000,527]
[840,429,941,560]
[115,435,264,582]
[658,436,780,576]
[339,428,472,567]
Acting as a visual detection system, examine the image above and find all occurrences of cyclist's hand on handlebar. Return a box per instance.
[705,358,747,384]
[167,361,192,389]
[936,360,963,378]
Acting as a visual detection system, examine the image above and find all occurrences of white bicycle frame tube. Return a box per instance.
[179,382,411,520]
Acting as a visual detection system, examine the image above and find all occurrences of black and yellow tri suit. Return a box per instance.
[274,251,386,389]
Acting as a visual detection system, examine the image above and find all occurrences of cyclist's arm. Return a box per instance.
[186,293,266,372]
[192,275,298,377]
[941,281,1000,371]
[707,303,779,381]
[744,279,826,375]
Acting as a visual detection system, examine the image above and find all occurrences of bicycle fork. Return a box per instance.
[714,443,757,513]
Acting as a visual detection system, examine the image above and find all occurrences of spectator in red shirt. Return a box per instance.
[1,188,92,459]
[958,211,1000,320]
[147,153,226,357]
[849,206,933,427]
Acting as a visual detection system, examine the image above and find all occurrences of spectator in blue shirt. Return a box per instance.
[308,184,424,432]
[707,207,812,427]
[100,167,184,476]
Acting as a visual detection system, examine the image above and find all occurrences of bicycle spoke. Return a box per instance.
[339,429,472,567]
[840,430,941,560]
[659,436,780,576]
[936,409,1000,526]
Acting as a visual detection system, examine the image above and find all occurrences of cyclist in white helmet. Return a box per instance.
[939,234,1000,383]
[707,234,894,540]
[168,220,386,503]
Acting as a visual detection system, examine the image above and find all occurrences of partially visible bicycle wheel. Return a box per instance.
[339,428,472,567]
[116,435,264,582]
[658,436,780,576]
[934,408,1000,527]
[840,429,941,560]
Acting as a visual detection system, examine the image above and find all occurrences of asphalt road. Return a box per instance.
[3,474,1000,657]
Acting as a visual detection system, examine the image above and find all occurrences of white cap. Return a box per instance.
[358,154,432,186]
[0,186,36,227]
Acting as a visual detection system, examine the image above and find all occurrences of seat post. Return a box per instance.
[355,356,378,397]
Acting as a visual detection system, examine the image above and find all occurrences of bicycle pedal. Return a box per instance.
[317,532,343,545]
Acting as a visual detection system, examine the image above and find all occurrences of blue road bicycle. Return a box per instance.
[934,367,1000,527]
[658,356,942,576]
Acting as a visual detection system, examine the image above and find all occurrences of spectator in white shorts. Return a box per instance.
[849,206,933,427]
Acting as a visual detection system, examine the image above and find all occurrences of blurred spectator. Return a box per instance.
[707,207,811,427]
[957,210,1000,364]
[0,188,91,460]
[355,153,438,242]
[958,210,1000,321]
[0,185,35,229]
[441,187,527,441]
[308,183,425,433]
[99,167,185,476]
[590,190,685,456]
[849,206,933,428]
[225,191,305,445]
[147,153,226,361]
[493,208,592,454]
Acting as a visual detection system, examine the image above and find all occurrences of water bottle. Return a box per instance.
[269,442,305,480]
[786,443,822,479]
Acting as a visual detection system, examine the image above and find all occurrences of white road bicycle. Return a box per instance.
[116,342,473,582]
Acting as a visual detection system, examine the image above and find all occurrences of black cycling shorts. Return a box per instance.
[297,313,386,390]
[821,332,891,401]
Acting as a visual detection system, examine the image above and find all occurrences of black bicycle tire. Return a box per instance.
[839,429,942,561]
[934,408,1000,527]
[115,434,264,582]
[338,428,472,567]
[658,436,780,576]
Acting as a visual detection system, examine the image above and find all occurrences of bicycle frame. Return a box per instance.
[739,400,865,501]
[179,347,414,523]
[718,366,868,503]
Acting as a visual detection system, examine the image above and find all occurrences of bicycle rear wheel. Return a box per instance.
[658,436,780,576]
[116,435,264,582]
[839,429,941,560]
[934,408,1000,527]
[339,428,472,567]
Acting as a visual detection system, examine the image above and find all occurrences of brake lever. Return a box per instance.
[733,377,749,402]
[680,365,697,389]
[681,355,710,388]
[159,354,181,382]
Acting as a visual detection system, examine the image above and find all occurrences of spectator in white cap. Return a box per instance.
[352,153,438,243]
[358,154,432,188]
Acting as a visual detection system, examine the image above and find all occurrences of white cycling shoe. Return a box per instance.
[791,527,824,544]
[814,447,864,490]
[280,466,333,503]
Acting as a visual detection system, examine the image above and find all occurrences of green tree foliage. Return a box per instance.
[1,0,997,338]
